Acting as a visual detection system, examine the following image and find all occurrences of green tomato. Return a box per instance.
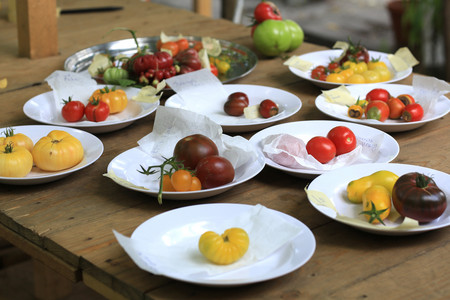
[252,19,304,57]
[103,67,129,85]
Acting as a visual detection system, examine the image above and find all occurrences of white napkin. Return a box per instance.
[412,74,450,118]
[262,133,383,171]
[113,204,304,277]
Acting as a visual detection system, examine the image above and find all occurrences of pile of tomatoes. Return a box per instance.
[223,92,279,118]
[61,86,128,123]
[306,126,356,164]
[348,88,424,122]
[0,128,84,177]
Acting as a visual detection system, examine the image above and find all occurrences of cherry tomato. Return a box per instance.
[366,88,391,103]
[365,100,389,122]
[195,155,235,189]
[171,169,192,191]
[176,38,189,52]
[397,94,415,106]
[162,174,175,191]
[190,176,202,191]
[85,98,110,122]
[311,65,326,80]
[387,97,406,119]
[326,126,357,155]
[328,62,339,71]
[259,99,278,118]
[253,1,282,23]
[306,136,336,164]
[224,92,249,116]
[210,63,219,77]
[173,134,219,170]
[402,103,424,122]
[61,97,85,122]
[326,72,346,83]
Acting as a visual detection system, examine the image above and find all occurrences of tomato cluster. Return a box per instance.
[348,88,424,122]
[306,126,357,164]
[0,129,84,177]
[223,92,279,118]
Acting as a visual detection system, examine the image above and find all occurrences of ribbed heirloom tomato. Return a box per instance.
[89,86,128,114]
[0,128,33,152]
[0,143,33,177]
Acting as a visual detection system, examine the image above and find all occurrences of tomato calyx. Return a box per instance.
[415,173,433,189]
[359,201,388,225]
[2,142,14,154]
[2,127,15,138]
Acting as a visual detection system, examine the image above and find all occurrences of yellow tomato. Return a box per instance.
[342,61,356,71]
[32,130,84,171]
[361,185,391,224]
[198,227,249,265]
[0,128,33,152]
[347,170,399,203]
[217,60,231,75]
[374,66,392,82]
[0,143,33,177]
[347,74,366,84]
[353,62,368,74]
[326,73,346,83]
[90,87,128,114]
[368,60,388,70]
[339,68,354,80]
[362,70,381,83]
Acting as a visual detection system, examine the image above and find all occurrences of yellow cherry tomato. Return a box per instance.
[90,86,128,114]
[361,185,391,224]
[32,130,84,171]
[353,61,368,74]
[342,61,356,71]
[347,73,366,84]
[0,143,33,177]
[0,128,33,152]
[362,70,381,83]
[368,60,388,70]
[339,68,354,80]
[198,227,249,265]
[326,73,346,83]
[374,66,392,82]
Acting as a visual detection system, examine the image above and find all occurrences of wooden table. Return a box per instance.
[1,1,449,299]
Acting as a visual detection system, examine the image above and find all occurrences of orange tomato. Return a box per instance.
[162,174,176,191]
[171,169,192,191]
[89,87,128,114]
[190,176,202,191]
[160,41,179,56]
[176,38,190,52]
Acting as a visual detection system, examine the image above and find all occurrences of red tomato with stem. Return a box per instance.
[253,1,282,23]
[195,155,235,189]
[388,97,406,119]
[61,97,85,122]
[365,100,390,122]
[402,103,424,122]
[366,88,391,103]
[173,134,219,170]
[85,98,109,122]
[259,99,278,118]
[306,136,336,164]
[326,126,357,155]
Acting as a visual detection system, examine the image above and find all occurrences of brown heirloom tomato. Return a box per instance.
[224,92,249,116]
[195,155,235,189]
[173,134,219,170]
[392,172,447,223]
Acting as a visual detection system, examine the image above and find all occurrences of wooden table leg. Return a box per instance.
[193,0,212,17]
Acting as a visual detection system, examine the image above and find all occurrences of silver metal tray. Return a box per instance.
[64,36,258,84]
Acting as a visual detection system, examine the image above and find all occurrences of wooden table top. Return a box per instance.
[1,1,449,299]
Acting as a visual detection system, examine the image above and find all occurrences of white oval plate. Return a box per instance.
[249,120,399,179]
[107,140,265,200]
[315,83,450,132]
[23,86,159,134]
[165,84,302,133]
[307,163,450,235]
[288,50,412,89]
[0,125,103,185]
[131,203,316,286]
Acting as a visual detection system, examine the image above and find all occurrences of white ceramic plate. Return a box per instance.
[249,120,399,179]
[307,163,450,235]
[107,141,266,200]
[315,83,450,132]
[288,50,412,89]
[131,203,316,286]
[165,84,302,133]
[23,86,159,134]
[0,125,103,185]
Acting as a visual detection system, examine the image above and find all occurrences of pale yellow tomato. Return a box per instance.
[326,73,346,83]
[362,70,381,83]
[368,60,388,70]
[354,62,368,74]
[0,128,33,152]
[374,66,392,82]
[0,143,33,177]
[342,61,356,71]
[347,74,366,84]
[339,68,354,80]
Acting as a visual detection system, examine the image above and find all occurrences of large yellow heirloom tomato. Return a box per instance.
[0,143,33,177]
[0,128,33,152]
[32,130,84,171]
[89,86,128,114]
[198,227,249,265]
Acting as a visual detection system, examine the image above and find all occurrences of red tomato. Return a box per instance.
[259,99,278,118]
[210,64,219,77]
[387,97,406,119]
[306,136,336,164]
[61,97,85,122]
[402,103,424,122]
[366,88,391,103]
[311,66,326,80]
[328,62,339,71]
[85,98,109,122]
[365,100,390,122]
[195,155,235,189]
[224,92,249,116]
[173,134,219,170]
[176,38,189,52]
[326,126,357,155]
[397,94,415,106]
[253,1,282,23]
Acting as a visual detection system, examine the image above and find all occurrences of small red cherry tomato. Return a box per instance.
[402,103,424,122]
[224,92,249,116]
[365,100,390,122]
[61,97,85,122]
[195,155,235,189]
[85,98,110,122]
[387,97,406,119]
[397,94,415,106]
[176,38,190,52]
[328,62,339,71]
[366,88,391,103]
[326,126,357,155]
[259,99,278,118]
[210,64,219,77]
[306,136,336,164]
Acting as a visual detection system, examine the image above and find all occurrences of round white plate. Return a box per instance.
[131,203,316,286]
[249,120,399,179]
[23,86,159,134]
[107,141,266,201]
[307,163,450,235]
[165,84,302,133]
[315,83,450,132]
[288,49,412,89]
[0,125,103,185]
